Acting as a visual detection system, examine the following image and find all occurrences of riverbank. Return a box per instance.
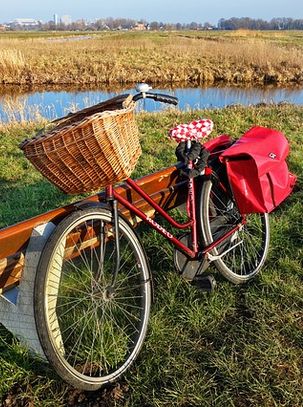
[1,30,303,86]
[0,105,302,406]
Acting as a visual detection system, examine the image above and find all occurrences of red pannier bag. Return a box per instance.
[220,126,297,214]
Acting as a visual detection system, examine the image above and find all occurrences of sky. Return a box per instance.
[0,0,303,24]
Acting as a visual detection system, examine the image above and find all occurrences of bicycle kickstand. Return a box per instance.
[191,275,217,292]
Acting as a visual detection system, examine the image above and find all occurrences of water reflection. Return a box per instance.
[1,85,303,122]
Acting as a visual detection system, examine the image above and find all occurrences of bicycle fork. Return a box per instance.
[105,185,121,290]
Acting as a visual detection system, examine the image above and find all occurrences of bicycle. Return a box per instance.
[30,85,275,390]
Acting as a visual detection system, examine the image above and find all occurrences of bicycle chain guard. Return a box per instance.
[173,233,209,281]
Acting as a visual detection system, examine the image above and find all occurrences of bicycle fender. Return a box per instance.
[204,134,232,155]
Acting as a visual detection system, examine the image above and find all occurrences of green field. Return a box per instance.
[0,30,303,86]
[0,105,302,406]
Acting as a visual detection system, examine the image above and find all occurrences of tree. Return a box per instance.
[150,21,159,30]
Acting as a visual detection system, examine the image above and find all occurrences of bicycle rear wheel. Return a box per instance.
[34,207,151,390]
[200,177,270,284]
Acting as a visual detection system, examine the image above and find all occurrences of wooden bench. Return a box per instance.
[0,164,187,294]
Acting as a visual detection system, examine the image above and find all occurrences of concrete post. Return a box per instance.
[0,222,55,357]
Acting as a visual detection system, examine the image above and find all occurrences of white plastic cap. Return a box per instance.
[135,83,152,93]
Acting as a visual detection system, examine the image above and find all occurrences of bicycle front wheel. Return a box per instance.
[34,207,152,391]
[200,178,270,284]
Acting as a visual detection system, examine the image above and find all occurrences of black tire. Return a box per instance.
[34,207,152,391]
[200,177,270,284]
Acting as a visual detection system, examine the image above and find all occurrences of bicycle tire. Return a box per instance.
[199,177,270,284]
[34,207,152,390]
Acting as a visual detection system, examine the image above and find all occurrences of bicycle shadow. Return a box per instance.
[0,323,129,406]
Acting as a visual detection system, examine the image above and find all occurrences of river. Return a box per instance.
[1,85,303,122]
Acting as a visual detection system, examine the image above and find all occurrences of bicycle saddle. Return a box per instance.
[169,119,213,142]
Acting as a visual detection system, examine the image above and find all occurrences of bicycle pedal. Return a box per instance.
[191,275,216,292]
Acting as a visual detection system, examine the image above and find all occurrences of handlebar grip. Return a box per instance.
[132,91,179,105]
[152,93,178,105]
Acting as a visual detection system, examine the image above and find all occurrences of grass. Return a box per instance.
[0,104,302,406]
[0,30,303,85]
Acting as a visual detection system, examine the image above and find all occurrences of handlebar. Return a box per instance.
[133,92,178,106]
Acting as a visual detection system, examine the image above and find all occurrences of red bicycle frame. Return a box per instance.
[105,164,245,262]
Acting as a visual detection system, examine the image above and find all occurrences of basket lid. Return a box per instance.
[20,94,134,151]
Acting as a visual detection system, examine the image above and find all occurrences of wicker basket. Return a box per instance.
[20,95,141,194]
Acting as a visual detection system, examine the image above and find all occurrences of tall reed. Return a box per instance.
[0,31,302,85]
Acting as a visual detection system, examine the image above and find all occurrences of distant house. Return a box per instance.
[133,22,147,31]
[9,18,40,29]
[0,25,5,31]
[60,15,72,26]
